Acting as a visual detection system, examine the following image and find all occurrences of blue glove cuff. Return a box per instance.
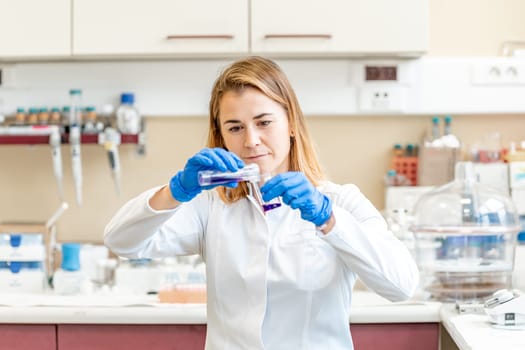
[169,171,201,202]
[312,195,333,227]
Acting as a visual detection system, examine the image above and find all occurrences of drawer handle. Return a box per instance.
[166,34,234,40]
[264,34,332,39]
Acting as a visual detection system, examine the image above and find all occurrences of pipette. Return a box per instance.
[45,202,69,229]
[69,125,82,206]
[69,89,83,206]
[48,126,64,200]
[103,127,121,195]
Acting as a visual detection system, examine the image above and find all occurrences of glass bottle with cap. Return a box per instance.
[116,92,142,134]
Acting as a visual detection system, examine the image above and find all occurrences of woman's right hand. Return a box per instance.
[169,148,244,202]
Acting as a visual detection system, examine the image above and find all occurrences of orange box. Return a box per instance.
[158,284,207,304]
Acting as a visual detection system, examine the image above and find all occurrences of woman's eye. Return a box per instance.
[228,125,242,133]
[259,120,272,127]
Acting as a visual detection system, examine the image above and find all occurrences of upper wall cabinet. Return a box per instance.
[73,0,249,56]
[250,0,428,57]
[0,0,71,58]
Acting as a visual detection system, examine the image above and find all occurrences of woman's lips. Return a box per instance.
[244,154,267,161]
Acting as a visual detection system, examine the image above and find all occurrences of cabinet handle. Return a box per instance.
[166,34,234,40]
[264,34,332,39]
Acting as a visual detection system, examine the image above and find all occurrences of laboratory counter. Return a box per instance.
[0,291,439,324]
[0,291,523,350]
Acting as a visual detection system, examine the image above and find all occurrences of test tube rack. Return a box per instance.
[391,156,418,186]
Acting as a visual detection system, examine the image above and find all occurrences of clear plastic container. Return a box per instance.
[411,161,521,302]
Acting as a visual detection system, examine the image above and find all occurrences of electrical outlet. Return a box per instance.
[471,61,525,85]
[358,86,405,112]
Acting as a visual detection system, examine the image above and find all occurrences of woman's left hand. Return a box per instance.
[261,172,332,227]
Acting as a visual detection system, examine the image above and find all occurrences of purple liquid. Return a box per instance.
[263,202,282,212]
[200,176,243,186]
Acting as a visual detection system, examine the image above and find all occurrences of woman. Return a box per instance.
[104,56,419,350]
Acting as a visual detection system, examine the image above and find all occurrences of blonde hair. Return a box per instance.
[207,56,325,203]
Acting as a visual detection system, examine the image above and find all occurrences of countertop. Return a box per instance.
[1,291,523,350]
[0,291,440,324]
[440,305,525,350]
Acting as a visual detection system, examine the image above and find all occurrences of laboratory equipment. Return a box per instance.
[0,233,47,293]
[484,289,525,329]
[38,108,49,125]
[430,116,441,146]
[53,243,92,295]
[49,107,61,125]
[114,258,165,294]
[15,107,26,125]
[442,115,461,148]
[116,92,142,134]
[198,163,281,212]
[69,89,83,206]
[411,161,521,302]
[83,106,98,134]
[102,127,121,195]
[198,163,260,186]
[49,125,63,199]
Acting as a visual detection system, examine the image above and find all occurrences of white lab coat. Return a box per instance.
[104,181,419,350]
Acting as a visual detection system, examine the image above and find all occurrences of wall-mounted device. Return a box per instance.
[356,62,412,113]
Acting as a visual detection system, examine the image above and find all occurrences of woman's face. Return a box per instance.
[218,87,291,175]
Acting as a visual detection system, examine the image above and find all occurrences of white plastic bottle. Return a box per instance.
[53,243,91,295]
[116,92,142,134]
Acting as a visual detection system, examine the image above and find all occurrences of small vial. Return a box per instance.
[198,163,260,186]
[38,107,50,125]
[27,107,39,125]
[15,107,26,125]
[49,107,62,125]
[83,106,98,134]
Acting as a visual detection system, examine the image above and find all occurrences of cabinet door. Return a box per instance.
[73,0,248,56]
[251,0,428,56]
[58,324,206,350]
[351,323,439,350]
[0,0,71,58]
[0,324,56,350]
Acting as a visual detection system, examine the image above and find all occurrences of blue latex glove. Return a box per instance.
[261,172,332,227]
[169,148,244,202]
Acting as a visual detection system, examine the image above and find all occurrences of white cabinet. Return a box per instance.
[73,0,249,56]
[0,0,70,58]
[250,0,428,56]
[0,0,428,59]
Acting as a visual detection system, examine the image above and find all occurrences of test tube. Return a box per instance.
[198,163,260,186]
[197,164,281,212]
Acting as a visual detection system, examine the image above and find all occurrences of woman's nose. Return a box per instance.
[244,127,261,147]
